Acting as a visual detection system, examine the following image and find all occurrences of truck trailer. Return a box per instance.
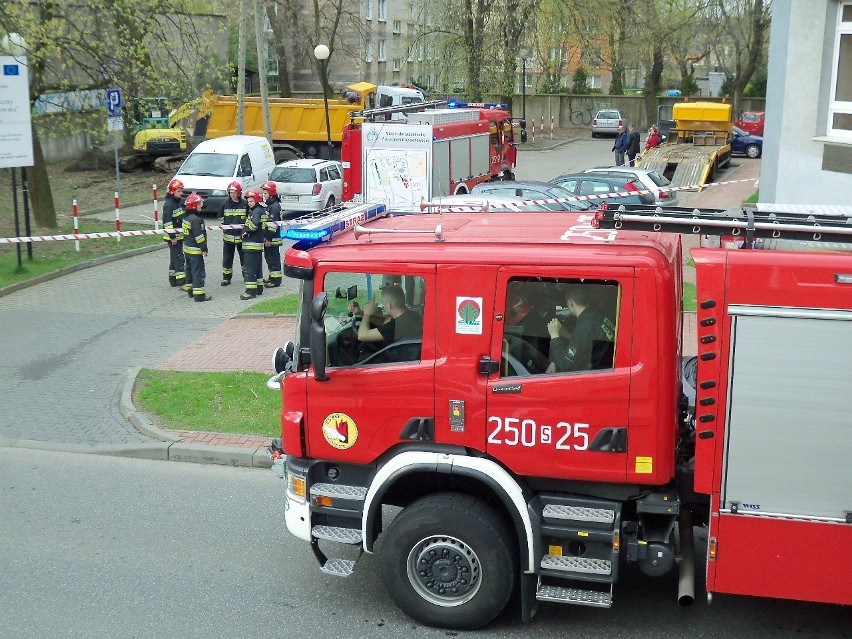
[640,101,733,187]
[267,202,851,630]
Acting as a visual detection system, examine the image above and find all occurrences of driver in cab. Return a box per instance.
[357,284,422,346]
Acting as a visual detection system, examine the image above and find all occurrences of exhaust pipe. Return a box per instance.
[677,509,695,606]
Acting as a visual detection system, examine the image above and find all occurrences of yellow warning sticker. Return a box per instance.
[635,456,653,474]
[548,545,563,557]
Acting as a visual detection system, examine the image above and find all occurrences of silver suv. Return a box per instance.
[591,109,628,138]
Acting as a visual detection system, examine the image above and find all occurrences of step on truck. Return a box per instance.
[267,202,852,630]
[202,82,426,162]
[639,101,733,187]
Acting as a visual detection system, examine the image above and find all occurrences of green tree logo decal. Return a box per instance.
[458,299,481,324]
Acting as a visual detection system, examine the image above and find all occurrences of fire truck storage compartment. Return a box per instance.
[721,305,852,521]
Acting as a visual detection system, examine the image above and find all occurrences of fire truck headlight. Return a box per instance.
[287,471,307,503]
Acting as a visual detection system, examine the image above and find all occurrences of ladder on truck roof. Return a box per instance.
[592,204,852,245]
[350,99,448,123]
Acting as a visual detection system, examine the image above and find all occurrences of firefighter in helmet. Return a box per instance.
[240,189,266,300]
[163,178,187,289]
[181,193,212,302]
[219,181,246,286]
[260,180,283,288]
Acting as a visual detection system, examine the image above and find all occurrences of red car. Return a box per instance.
[734,111,765,136]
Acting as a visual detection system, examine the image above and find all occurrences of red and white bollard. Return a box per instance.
[72,199,80,252]
[114,191,121,242]
[540,116,544,139]
[550,115,554,139]
[152,184,160,230]
[531,119,536,144]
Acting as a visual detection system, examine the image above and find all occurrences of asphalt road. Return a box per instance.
[1,448,847,639]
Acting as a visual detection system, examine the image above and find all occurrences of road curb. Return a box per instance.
[0,243,165,299]
[120,367,273,469]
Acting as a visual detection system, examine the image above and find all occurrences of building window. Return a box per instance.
[393,58,401,71]
[365,0,372,20]
[829,2,852,138]
[393,19,401,33]
[407,44,415,62]
[366,40,373,62]
[378,0,387,22]
[378,39,386,62]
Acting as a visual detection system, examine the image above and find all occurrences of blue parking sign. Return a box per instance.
[106,89,122,117]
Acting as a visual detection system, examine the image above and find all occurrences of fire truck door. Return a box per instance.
[485,267,634,483]
[303,266,436,466]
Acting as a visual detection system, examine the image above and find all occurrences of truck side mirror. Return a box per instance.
[310,292,329,381]
[520,120,528,143]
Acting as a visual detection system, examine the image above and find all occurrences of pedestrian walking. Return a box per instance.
[181,194,212,302]
[219,181,246,286]
[162,178,187,289]
[240,189,265,300]
[626,124,641,167]
[260,180,283,288]
[612,127,628,166]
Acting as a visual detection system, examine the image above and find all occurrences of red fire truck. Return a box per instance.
[340,103,517,209]
[268,202,852,630]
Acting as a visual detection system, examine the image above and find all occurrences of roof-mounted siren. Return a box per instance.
[283,202,388,246]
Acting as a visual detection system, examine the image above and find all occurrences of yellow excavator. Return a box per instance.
[119,93,215,172]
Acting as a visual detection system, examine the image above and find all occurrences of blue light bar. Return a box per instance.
[447,100,508,110]
[283,202,388,245]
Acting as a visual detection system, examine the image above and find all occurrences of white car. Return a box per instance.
[582,167,679,207]
[268,159,343,214]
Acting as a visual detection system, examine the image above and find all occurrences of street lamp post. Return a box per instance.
[519,48,529,143]
[313,44,334,159]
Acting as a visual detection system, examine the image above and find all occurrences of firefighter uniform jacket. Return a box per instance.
[181,211,207,255]
[219,196,247,243]
[263,195,283,246]
[162,194,185,241]
[242,202,265,251]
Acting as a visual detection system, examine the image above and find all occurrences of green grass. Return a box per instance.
[683,281,697,312]
[134,369,281,437]
[0,221,160,290]
[241,292,299,314]
[744,189,759,204]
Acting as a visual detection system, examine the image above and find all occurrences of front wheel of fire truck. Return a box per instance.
[379,492,517,630]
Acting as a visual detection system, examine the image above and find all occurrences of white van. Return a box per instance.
[172,135,275,214]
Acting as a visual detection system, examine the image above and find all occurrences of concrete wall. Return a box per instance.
[760,0,852,204]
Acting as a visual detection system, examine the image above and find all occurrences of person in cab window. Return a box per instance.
[547,285,615,372]
[505,289,549,360]
[358,284,422,346]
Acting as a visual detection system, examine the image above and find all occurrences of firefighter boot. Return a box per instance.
[240,292,256,300]
[194,293,212,302]
[169,275,177,287]
[265,276,282,288]
[221,278,231,286]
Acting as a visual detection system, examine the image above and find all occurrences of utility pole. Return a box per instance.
[252,0,273,145]
[237,0,247,134]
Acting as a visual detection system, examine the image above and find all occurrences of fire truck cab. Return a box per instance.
[270,203,852,630]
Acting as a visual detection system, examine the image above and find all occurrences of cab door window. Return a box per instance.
[239,154,253,177]
[501,277,619,377]
[321,271,425,367]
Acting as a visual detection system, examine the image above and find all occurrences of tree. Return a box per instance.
[708,0,770,111]
[571,66,590,94]
[0,0,227,228]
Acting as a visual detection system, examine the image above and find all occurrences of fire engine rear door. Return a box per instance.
[484,266,635,483]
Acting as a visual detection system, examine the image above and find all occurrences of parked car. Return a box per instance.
[470,181,593,211]
[551,173,655,206]
[268,158,343,214]
[591,109,629,137]
[731,126,763,159]
[734,111,765,136]
[582,167,679,207]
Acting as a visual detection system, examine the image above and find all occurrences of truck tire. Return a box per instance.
[379,492,516,630]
